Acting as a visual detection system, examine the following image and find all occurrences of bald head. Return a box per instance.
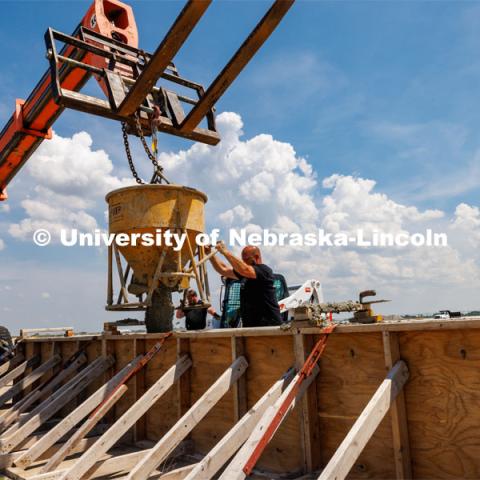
[241,245,262,266]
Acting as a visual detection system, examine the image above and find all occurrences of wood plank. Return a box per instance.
[145,337,177,442]
[0,357,114,453]
[243,335,301,473]
[318,361,409,480]
[26,449,148,480]
[316,331,397,479]
[231,337,247,422]
[188,338,234,455]
[132,338,146,442]
[41,384,128,472]
[176,339,190,418]
[219,364,319,480]
[20,328,74,338]
[0,353,87,431]
[0,356,40,388]
[0,354,25,378]
[13,354,144,468]
[60,355,192,480]
[294,334,321,473]
[2,357,105,439]
[0,435,102,469]
[106,463,197,480]
[185,368,295,480]
[382,331,412,479]
[17,317,480,342]
[127,356,248,480]
[0,355,61,408]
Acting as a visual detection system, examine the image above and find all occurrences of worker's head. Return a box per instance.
[186,288,198,304]
[241,245,262,266]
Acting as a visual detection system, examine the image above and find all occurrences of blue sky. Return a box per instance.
[0,1,479,331]
[2,1,479,208]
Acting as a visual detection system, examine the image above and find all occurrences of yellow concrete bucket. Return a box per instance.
[106,184,208,294]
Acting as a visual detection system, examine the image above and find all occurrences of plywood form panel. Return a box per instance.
[244,335,302,474]
[400,330,480,479]
[112,340,137,428]
[189,337,235,454]
[145,337,178,441]
[84,339,103,397]
[317,332,396,479]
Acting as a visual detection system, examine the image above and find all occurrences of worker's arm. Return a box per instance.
[206,246,238,280]
[216,242,256,279]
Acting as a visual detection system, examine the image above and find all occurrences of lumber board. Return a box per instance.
[188,337,234,455]
[0,354,25,378]
[0,356,40,388]
[0,435,102,469]
[132,338,145,442]
[185,368,295,480]
[2,358,105,440]
[126,356,249,480]
[383,331,412,479]
[0,355,61,408]
[107,464,197,480]
[231,336,248,422]
[17,318,480,344]
[58,343,81,414]
[294,334,321,473]
[244,335,301,473]
[41,384,128,472]
[176,339,191,419]
[13,354,144,468]
[0,353,88,431]
[145,337,177,441]
[1,357,113,454]
[24,448,148,480]
[219,364,319,480]
[316,332,397,479]
[318,361,409,480]
[60,355,192,480]
[111,339,137,440]
[83,340,102,398]
[15,318,480,480]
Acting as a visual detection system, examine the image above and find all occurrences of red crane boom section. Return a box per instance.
[0,0,138,200]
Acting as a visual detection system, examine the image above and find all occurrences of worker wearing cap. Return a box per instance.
[176,288,219,330]
[207,242,282,327]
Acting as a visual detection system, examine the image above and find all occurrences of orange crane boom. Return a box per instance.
[0,0,294,201]
[0,0,138,201]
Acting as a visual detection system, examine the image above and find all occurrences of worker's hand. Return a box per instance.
[216,240,228,254]
[204,245,212,255]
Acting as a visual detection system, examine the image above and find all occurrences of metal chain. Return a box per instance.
[121,122,144,184]
[134,113,170,184]
[121,113,170,185]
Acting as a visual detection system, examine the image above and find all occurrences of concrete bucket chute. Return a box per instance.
[105,184,211,332]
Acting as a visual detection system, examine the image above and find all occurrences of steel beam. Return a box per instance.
[117,0,212,117]
[180,0,295,132]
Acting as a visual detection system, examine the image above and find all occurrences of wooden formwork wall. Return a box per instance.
[19,322,480,479]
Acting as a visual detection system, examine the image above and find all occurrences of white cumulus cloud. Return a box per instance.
[9,131,134,241]
[158,112,480,313]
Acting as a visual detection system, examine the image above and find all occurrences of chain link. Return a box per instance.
[121,122,144,184]
[121,113,170,185]
[134,113,170,184]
